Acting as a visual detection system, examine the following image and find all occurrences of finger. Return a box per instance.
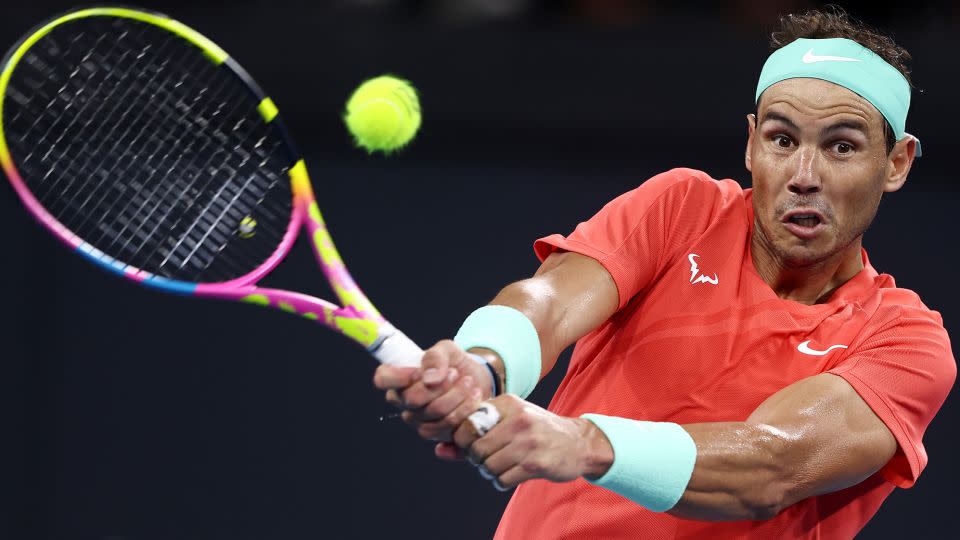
[493,465,527,491]
[423,368,483,429]
[492,478,511,492]
[414,387,483,441]
[462,419,511,467]
[434,442,465,461]
[373,365,420,390]
[401,368,459,409]
[476,443,517,478]
[384,389,402,409]
[420,340,462,387]
[477,464,495,480]
[408,374,476,424]
[442,387,485,429]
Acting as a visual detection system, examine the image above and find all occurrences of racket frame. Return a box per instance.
[0,7,421,364]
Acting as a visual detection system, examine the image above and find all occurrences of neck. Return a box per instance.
[751,223,864,305]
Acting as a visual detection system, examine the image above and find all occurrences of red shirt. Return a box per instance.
[496,168,956,539]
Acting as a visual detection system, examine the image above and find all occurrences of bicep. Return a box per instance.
[533,251,619,343]
[747,373,897,503]
[493,251,618,373]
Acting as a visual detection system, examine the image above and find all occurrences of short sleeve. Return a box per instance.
[533,168,735,310]
[828,308,956,488]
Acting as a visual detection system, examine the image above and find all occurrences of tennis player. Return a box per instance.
[375,7,955,538]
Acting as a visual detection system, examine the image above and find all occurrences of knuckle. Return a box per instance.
[523,435,540,452]
[503,394,523,406]
[420,351,439,367]
[521,458,546,476]
[422,344,448,364]
[514,410,534,429]
[458,371,477,389]
[437,339,458,351]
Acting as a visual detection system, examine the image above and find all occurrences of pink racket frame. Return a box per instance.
[4,153,422,365]
[0,8,423,366]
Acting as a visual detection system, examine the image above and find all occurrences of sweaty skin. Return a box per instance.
[373,77,916,520]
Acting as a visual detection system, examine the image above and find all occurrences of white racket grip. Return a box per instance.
[370,323,423,366]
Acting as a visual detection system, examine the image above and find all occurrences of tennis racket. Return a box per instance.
[1,7,423,366]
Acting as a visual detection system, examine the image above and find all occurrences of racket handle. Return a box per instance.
[370,323,423,366]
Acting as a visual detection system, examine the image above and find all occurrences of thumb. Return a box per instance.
[421,340,458,387]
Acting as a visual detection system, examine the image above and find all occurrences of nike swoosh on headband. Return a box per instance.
[801,49,861,64]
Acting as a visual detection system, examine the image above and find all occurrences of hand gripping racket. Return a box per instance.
[0,7,423,366]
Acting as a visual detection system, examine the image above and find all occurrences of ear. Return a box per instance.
[883,135,916,193]
[745,114,757,172]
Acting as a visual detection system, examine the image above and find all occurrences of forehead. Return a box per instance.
[757,78,884,129]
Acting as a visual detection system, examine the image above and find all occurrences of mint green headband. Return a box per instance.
[756,38,919,155]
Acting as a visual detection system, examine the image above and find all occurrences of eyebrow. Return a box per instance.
[759,112,799,131]
[759,112,870,136]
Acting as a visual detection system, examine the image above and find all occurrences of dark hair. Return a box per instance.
[766,5,913,154]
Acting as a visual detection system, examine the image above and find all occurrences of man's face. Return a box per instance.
[746,78,909,269]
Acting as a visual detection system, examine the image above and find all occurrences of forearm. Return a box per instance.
[666,374,897,520]
[578,419,800,521]
[583,417,870,521]
[667,422,795,521]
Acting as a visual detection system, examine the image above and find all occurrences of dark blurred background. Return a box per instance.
[0,1,957,538]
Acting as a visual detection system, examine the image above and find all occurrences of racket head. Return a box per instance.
[0,7,425,364]
[0,7,302,292]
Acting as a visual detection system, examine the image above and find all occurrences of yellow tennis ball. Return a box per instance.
[343,75,421,153]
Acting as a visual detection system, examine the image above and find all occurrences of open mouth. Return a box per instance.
[787,214,822,228]
[781,210,826,239]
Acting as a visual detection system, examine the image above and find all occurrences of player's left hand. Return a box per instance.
[373,340,493,442]
[444,394,611,491]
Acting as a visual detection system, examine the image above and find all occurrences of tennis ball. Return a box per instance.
[343,75,421,153]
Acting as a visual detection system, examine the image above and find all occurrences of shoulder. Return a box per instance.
[622,168,746,214]
[642,167,743,195]
[858,277,954,373]
[872,275,947,330]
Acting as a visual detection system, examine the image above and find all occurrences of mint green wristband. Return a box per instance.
[581,414,697,512]
[454,305,541,398]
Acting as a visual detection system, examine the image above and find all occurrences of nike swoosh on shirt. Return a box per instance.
[797,340,848,356]
[801,49,861,64]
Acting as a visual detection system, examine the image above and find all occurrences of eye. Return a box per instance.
[834,142,854,154]
[773,134,793,148]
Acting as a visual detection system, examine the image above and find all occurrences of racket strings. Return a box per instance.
[71,24,287,279]
[5,17,293,282]
[43,31,203,236]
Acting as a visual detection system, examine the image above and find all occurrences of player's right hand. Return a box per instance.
[373,340,494,442]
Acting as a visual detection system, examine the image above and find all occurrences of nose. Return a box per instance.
[786,147,822,195]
